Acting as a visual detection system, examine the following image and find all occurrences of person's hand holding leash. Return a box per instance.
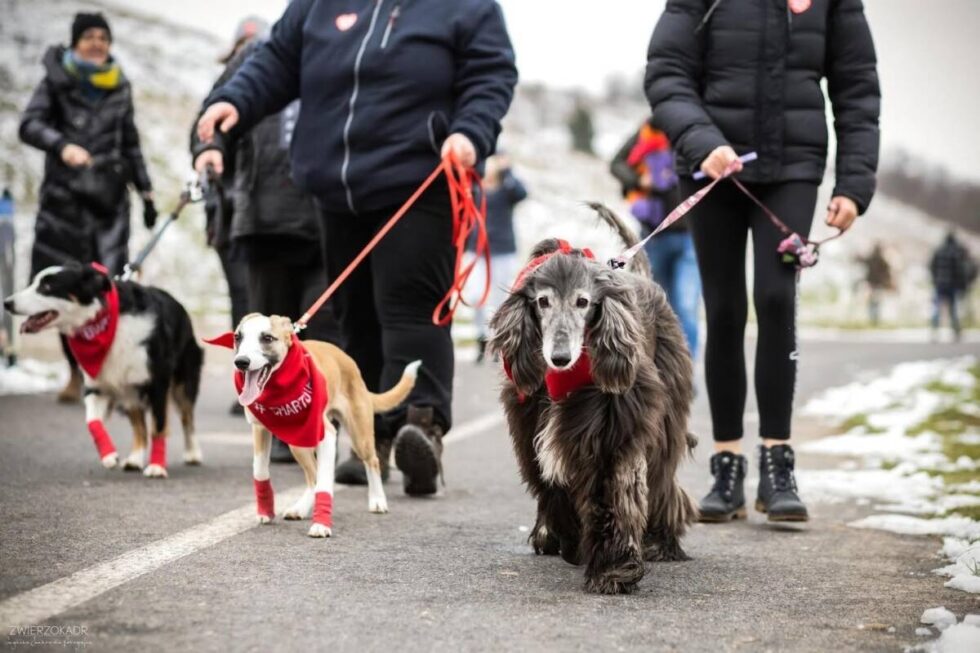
[196,102,239,145]
[142,195,158,230]
[441,133,477,168]
[60,143,92,168]
[700,145,743,180]
[194,149,225,176]
[825,196,858,232]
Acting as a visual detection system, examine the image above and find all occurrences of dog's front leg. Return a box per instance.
[84,389,118,468]
[308,423,338,538]
[143,392,170,479]
[252,424,275,524]
[580,457,649,595]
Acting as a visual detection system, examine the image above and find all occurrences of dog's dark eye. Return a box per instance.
[260,333,276,344]
[234,332,242,342]
[576,297,589,309]
[537,296,550,309]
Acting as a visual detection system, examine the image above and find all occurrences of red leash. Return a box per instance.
[295,153,488,332]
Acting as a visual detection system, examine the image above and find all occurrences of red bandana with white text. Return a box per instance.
[67,264,119,378]
[233,336,329,448]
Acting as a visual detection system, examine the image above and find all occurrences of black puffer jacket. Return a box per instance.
[19,46,152,274]
[646,0,880,213]
[191,42,320,253]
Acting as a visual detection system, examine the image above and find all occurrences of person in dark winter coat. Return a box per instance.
[930,231,974,341]
[463,154,527,363]
[646,0,880,523]
[610,121,700,357]
[19,12,155,402]
[855,241,894,326]
[195,0,517,497]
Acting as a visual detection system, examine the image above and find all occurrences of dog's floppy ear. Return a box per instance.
[488,286,545,394]
[587,271,642,393]
[269,315,295,345]
[77,265,112,304]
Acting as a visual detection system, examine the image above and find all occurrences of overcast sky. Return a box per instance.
[112,0,980,179]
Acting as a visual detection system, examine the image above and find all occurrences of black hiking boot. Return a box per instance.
[756,444,809,522]
[335,437,391,485]
[393,406,443,496]
[699,452,747,522]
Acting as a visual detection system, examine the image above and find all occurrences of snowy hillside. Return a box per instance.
[1,0,976,344]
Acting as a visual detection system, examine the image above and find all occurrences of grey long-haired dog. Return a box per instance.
[488,204,698,594]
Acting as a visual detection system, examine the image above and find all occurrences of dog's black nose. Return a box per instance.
[551,353,572,368]
[2,298,12,312]
[234,356,251,371]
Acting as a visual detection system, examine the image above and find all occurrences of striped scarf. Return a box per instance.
[62,49,121,101]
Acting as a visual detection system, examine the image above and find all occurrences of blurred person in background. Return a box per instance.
[929,231,974,342]
[855,241,894,326]
[466,153,527,364]
[647,0,880,523]
[191,16,341,461]
[0,188,14,367]
[195,0,517,496]
[19,12,156,403]
[611,120,700,358]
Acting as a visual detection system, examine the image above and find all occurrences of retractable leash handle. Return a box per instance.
[120,178,204,282]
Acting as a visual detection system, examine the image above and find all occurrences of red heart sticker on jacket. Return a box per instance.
[788,0,811,14]
[335,13,358,31]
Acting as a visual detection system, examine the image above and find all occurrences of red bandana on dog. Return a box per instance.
[504,242,596,401]
[206,334,329,448]
[67,263,119,379]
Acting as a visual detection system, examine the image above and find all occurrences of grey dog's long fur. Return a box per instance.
[489,203,698,595]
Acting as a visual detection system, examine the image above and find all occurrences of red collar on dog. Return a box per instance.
[504,242,596,401]
[205,333,329,448]
[67,263,119,379]
[504,350,594,402]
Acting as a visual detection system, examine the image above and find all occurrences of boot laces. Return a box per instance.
[710,454,740,499]
[764,449,798,493]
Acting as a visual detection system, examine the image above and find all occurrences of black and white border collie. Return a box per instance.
[4,262,204,477]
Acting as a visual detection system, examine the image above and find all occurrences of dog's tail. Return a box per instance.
[370,360,422,413]
[586,202,652,278]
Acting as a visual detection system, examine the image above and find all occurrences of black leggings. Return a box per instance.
[681,179,818,442]
[319,183,456,436]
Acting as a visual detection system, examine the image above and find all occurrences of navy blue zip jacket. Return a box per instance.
[207,0,517,215]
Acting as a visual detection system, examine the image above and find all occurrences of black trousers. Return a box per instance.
[681,179,818,442]
[246,257,342,345]
[319,183,456,436]
[216,242,250,330]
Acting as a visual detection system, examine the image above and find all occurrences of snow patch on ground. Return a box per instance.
[0,359,67,396]
[850,515,980,540]
[933,539,980,594]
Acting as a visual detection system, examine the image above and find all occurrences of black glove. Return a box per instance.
[143,197,158,230]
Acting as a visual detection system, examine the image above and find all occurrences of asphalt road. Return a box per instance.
[0,335,977,652]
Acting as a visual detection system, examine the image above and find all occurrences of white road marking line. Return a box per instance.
[0,487,305,633]
[0,411,503,631]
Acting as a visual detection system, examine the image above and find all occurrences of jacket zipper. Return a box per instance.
[380,4,400,49]
[340,0,386,215]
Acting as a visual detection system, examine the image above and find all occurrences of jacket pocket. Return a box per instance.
[426,111,449,155]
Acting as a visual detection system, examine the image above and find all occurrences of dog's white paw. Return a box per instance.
[183,447,203,466]
[368,496,389,514]
[143,464,168,479]
[257,514,273,525]
[308,523,332,538]
[284,504,311,521]
[122,451,144,471]
[101,452,119,469]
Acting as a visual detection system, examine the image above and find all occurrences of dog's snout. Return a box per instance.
[234,356,251,371]
[550,352,572,368]
[3,298,12,312]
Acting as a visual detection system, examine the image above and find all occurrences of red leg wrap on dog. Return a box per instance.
[313,492,333,528]
[254,479,275,518]
[149,437,166,468]
[86,420,116,459]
